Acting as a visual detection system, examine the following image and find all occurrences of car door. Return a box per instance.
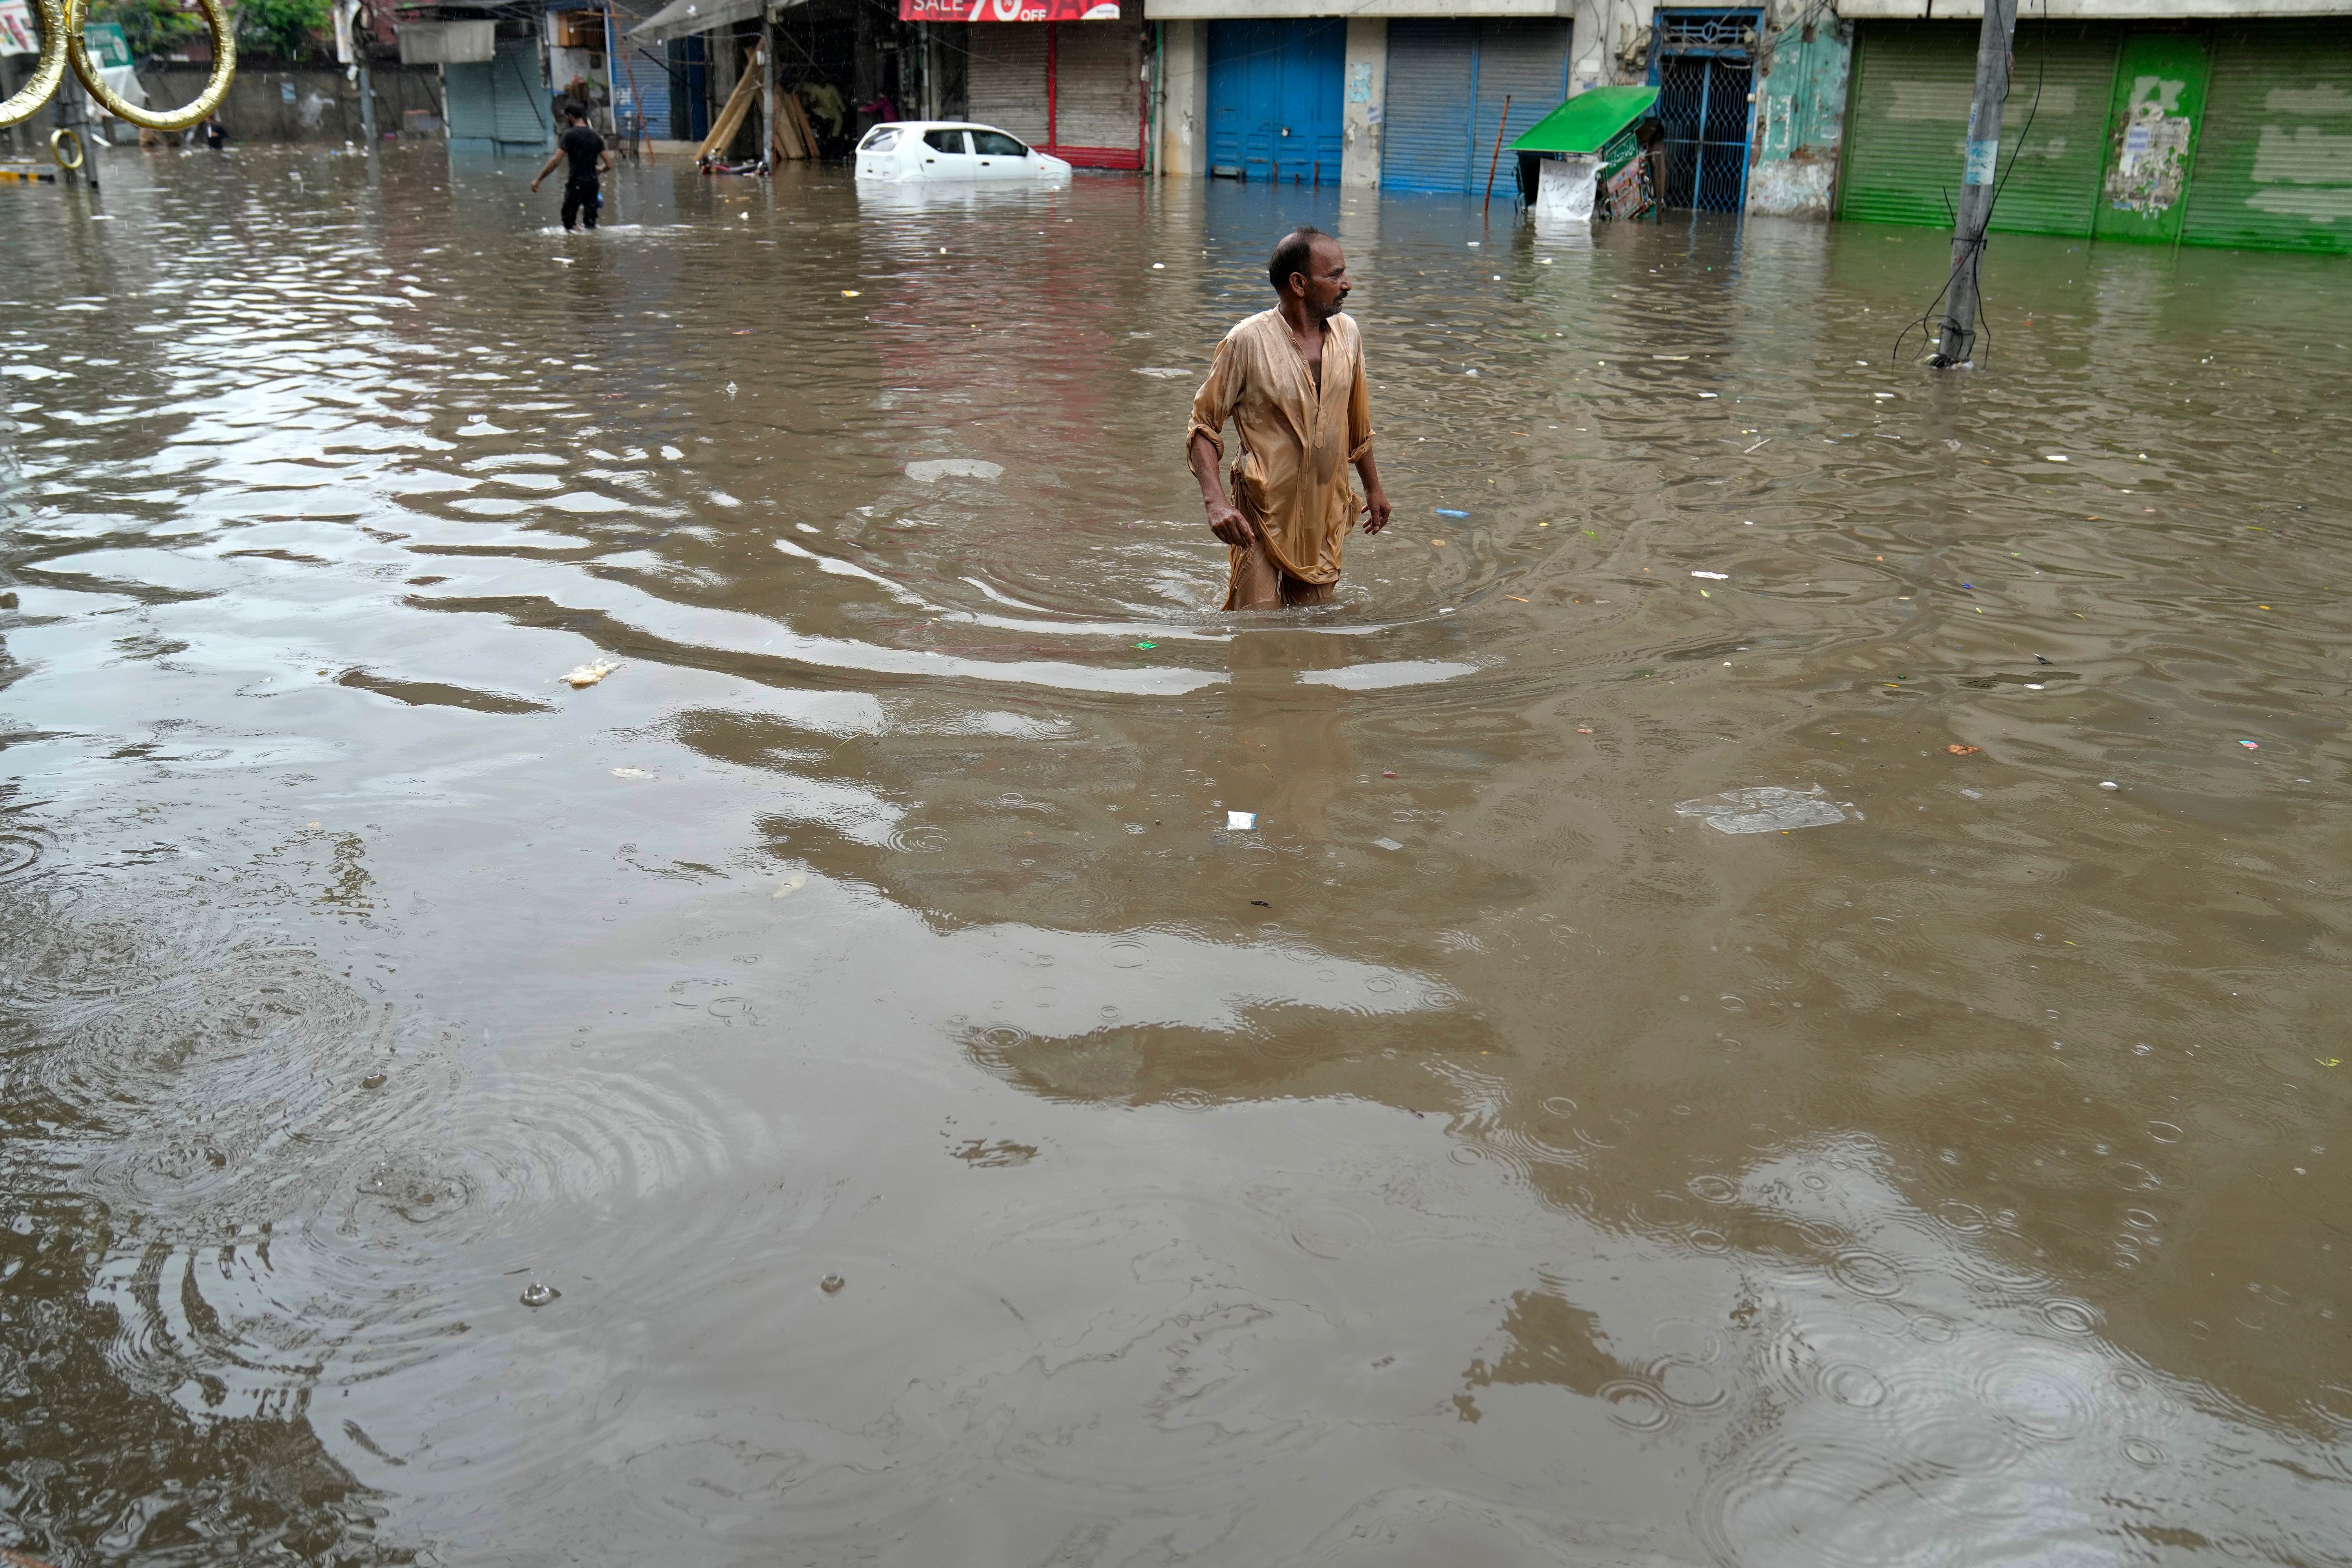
[920,127,975,180]
[970,129,1033,180]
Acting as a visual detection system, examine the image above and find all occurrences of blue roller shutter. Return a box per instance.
[1383,20,1475,192]
[1471,20,1572,188]
[1206,18,1345,181]
[1385,19,1570,194]
[616,33,668,140]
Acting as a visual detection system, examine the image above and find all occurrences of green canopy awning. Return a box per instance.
[1508,86,1659,155]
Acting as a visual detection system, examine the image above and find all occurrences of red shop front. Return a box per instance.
[901,0,1146,169]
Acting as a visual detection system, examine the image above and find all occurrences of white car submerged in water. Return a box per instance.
[854,122,1073,185]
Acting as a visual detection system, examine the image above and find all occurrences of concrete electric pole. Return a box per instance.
[1931,0,2020,368]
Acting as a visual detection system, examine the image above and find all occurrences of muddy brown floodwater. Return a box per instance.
[0,147,2347,1566]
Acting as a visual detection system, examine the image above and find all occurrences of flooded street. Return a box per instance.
[2,147,2347,1565]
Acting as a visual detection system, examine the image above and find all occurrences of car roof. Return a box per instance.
[871,122,1018,134]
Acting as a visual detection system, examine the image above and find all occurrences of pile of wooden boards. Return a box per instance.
[696,47,764,162]
[772,91,817,162]
[693,44,822,164]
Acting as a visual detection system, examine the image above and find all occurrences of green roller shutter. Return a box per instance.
[1840,20,2115,236]
[1839,22,1976,226]
[2181,19,2352,255]
[1992,24,2118,234]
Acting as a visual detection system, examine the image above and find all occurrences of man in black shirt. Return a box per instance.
[530,103,613,231]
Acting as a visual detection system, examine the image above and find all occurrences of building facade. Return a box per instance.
[1142,0,2350,251]
[1835,0,2352,252]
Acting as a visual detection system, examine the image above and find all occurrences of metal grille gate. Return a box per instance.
[1650,9,1759,211]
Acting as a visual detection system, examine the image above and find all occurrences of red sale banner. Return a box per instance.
[898,0,1123,18]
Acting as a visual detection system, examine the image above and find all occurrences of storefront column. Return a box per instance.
[1158,18,1207,176]
[1341,16,1385,187]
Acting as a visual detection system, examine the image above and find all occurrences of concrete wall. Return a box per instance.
[1157,18,1209,175]
[1341,16,1385,187]
[139,64,446,144]
[1746,15,1852,217]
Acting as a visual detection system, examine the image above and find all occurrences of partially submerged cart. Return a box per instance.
[1509,85,1661,222]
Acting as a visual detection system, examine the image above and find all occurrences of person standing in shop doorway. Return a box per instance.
[530,103,612,231]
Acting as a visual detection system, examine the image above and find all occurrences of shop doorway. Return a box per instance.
[1650,9,1758,211]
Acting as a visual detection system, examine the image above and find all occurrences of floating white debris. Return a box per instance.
[1227,811,1256,831]
[906,458,1004,483]
[610,767,653,779]
[771,871,809,900]
[2045,454,2069,462]
[2100,780,2120,790]
[1674,785,1852,835]
[1691,570,1729,581]
[564,660,617,688]
[1373,836,1404,851]
[1133,367,1191,379]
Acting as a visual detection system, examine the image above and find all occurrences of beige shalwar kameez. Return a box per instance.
[1186,309,1376,610]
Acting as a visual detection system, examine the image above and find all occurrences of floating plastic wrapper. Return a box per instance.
[1673,785,1854,835]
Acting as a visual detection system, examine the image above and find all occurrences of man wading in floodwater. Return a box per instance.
[530,103,613,232]
[1188,227,1392,609]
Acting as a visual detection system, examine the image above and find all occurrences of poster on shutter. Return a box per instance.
[899,0,1121,18]
[2104,93,2194,216]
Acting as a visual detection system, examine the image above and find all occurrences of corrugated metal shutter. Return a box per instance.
[1839,21,2111,235]
[1472,20,1570,184]
[969,23,1048,146]
[1990,23,2115,235]
[2182,19,2352,255]
[1054,18,1140,152]
[1384,20,1566,195]
[618,34,668,138]
[494,38,550,147]
[1383,19,1475,192]
[1839,23,1975,225]
[442,60,498,148]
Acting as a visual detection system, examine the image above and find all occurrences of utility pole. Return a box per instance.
[1931,0,2018,368]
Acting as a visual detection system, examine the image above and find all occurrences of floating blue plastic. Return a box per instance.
[1435,508,1470,518]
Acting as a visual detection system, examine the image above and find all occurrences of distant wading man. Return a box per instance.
[1188,227,1392,610]
[530,103,613,232]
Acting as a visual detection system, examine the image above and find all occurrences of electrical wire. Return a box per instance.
[1893,0,2046,370]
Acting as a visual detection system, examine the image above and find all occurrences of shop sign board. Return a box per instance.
[899,0,1121,20]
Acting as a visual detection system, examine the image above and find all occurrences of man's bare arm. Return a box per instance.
[1189,431,1256,549]
[1354,450,1392,536]
[528,149,564,191]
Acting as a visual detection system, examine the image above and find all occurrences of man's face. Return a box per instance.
[1294,240,1351,321]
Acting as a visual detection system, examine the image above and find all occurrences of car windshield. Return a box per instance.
[861,127,901,152]
[970,131,1028,157]
[922,129,967,153]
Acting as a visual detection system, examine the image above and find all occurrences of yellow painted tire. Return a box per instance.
[0,0,67,131]
[48,125,83,170]
[70,0,236,132]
